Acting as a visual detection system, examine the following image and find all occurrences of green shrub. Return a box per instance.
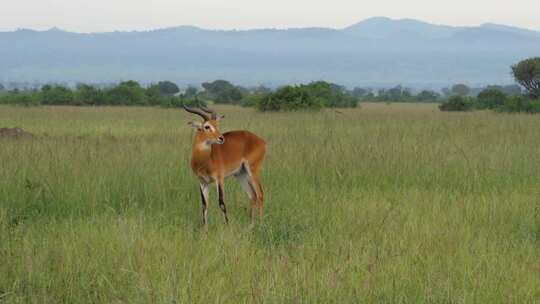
[240,93,266,108]
[439,96,475,112]
[76,84,104,105]
[528,100,540,113]
[0,81,204,107]
[0,91,41,106]
[41,85,74,105]
[477,88,507,109]
[416,90,441,102]
[304,81,358,108]
[497,96,540,113]
[376,86,414,102]
[103,81,147,105]
[257,86,322,112]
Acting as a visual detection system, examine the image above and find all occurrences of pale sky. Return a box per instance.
[1,0,539,32]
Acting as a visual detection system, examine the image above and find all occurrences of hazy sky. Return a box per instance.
[2,0,539,32]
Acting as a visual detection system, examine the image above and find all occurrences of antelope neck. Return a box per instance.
[191,136,215,176]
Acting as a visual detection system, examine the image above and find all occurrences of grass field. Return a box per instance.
[1,103,539,303]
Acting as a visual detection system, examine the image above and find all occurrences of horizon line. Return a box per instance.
[2,16,539,34]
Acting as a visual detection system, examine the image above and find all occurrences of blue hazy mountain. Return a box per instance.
[1,17,539,88]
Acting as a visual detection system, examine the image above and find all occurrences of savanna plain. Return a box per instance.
[0,103,539,303]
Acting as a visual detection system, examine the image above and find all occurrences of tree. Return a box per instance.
[202,80,244,104]
[303,81,358,108]
[451,84,471,96]
[0,83,4,91]
[184,86,199,98]
[477,88,507,109]
[485,85,521,96]
[441,87,452,97]
[501,85,522,96]
[145,84,162,105]
[401,88,412,100]
[387,86,404,101]
[104,81,146,105]
[416,90,440,102]
[511,57,540,99]
[76,84,103,105]
[41,85,74,105]
[351,87,368,98]
[157,81,180,96]
[376,85,412,102]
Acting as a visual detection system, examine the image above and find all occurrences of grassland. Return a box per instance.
[0,103,539,303]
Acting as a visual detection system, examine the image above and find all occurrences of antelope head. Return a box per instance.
[184,106,225,145]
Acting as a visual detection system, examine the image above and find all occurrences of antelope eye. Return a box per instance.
[204,125,211,130]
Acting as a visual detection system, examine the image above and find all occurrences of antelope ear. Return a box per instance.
[216,115,225,121]
[188,121,202,130]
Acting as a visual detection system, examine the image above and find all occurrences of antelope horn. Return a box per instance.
[183,105,209,121]
[200,106,218,119]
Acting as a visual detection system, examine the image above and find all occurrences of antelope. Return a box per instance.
[183,106,266,225]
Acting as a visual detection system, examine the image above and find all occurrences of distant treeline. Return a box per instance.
[364,84,523,103]
[1,57,538,112]
[0,81,205,108]
[438,92,540,113]
[0,79,510,110]
[438,57,540,113]
[0,80,363,110]
[0,80,529,112]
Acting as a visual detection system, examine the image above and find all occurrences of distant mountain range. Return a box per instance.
[1,17,539,89]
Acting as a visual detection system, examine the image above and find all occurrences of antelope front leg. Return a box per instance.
[199,183,209,225]
[217,179,229,224]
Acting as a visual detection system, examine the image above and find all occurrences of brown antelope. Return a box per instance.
[183,106,266,225]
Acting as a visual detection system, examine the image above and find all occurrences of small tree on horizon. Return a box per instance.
[157,81,180,96]
[201,80,244,104]
[511,57,540,99]
[451,84,471,96]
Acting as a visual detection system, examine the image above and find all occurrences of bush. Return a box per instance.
[255,81,358,111]
[376,86,413,102]
[103,81,146,105]
[257,85,322,112]
[528,100,540,113]
[477,88,507,109]
[304,81,358,108]
[497,96,540,113]
[416,90,441,102]
[0,91,41,106]
[0,81,205,107]
[76,84,104,105]
[439,96,475,112]
[240,93,266,108]
[41,85,75,105]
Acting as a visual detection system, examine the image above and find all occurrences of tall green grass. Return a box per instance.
[1,104,539,303]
